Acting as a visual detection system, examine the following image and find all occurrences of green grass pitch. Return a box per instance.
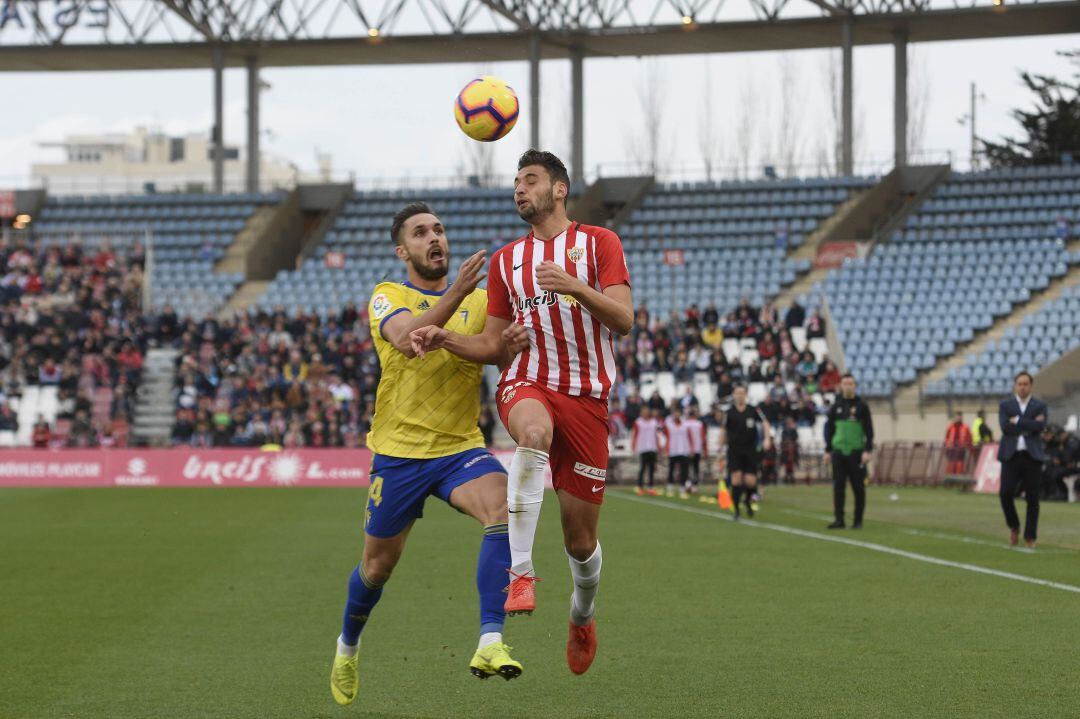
[2,485,1079,718]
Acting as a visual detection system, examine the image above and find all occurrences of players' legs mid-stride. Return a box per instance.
[331,458,522,706]
[448,473,524,681]
[331,525,412,706]
[729,470,758,518]
[503,396,554,615]
[558,489,602,675]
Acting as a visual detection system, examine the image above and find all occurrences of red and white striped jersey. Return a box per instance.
[487,221,630,401]
[662,416,692,457]
[632,417,660,453]
[685,417,705,455]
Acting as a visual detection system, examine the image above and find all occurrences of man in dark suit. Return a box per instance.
[997,371,1048,548]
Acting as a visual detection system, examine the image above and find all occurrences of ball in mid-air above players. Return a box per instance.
[454,76,519,142]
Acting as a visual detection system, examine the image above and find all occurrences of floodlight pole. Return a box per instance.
[212,43,225,193]
[840,15,853,176]
[246,55,260,193]
[570,44,584,186]
[529,33,541,150]
[893,29,907,169]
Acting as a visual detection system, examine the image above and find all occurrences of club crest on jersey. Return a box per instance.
[371,293,392,319]
[567,246,585,263]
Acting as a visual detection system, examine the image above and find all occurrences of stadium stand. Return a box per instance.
[0,239,147,447]
[929,283,1080,396]
[31,192,281,318]
[822,164,1080,397]
[620,176,874,316]
[168,306,382,448]
[255,188,523,315]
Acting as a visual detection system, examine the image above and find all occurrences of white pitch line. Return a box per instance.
[781,509,1074,556]
[899,528,1073,556]
[612,492,1080,595]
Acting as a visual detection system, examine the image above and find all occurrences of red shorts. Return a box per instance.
[496,380,610,504]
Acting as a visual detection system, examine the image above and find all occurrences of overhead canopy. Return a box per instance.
[1,2,1077,72]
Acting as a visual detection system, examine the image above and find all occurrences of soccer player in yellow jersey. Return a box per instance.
[330,202,529,706]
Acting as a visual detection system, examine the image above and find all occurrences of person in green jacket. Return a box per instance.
[824,374,874,529]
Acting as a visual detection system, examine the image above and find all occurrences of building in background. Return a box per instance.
[31,126,309,195]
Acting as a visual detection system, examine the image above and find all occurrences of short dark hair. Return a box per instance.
[518,149,570,191]
[1014,370,1034,384]
[841,373,856,381]
[733,383,747,392]
[390,201,436,246]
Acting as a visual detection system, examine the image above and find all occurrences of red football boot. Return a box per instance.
[566,618,598,675]
[504,569,540,616]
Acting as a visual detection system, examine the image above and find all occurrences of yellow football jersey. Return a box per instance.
[366,281,488,459]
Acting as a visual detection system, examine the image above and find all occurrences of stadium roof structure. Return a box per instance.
[0,0,1075,71]
[2,0,1077,187]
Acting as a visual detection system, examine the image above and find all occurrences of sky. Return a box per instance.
[1,32,1078,188]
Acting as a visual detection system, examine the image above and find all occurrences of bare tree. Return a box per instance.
[775,55,803,177]
[625,58,667,176]
[734,72,759,179]
[456,139,496,187]
[697,57,725,181]
[907,47,932,161]
[823,49,842,176]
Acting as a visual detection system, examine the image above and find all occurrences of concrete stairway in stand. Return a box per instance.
[132,347,180,447]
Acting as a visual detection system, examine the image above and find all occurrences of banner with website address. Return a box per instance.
[0,448,554,488]
[0,449,373,488]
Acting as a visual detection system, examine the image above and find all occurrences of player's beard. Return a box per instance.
[409,250,450,281]
[517,188,556,223]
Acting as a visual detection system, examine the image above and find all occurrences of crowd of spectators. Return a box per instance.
[0,234,840,452]
[168,302,385,449]
[608,298,840,438]
[0,237,147,447]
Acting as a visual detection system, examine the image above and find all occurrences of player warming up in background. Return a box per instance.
[412,150,633,675]
[330,203,529,707]
[721,385,773,518]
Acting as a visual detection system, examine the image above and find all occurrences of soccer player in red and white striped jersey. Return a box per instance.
[411,150,633,675]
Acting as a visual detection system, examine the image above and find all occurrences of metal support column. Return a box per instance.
[246,55,260,193]
[529,33,541,150]
[212,44,224,194]
[570,45,584,186]
[893,30,908,169]
[840,16,854,177]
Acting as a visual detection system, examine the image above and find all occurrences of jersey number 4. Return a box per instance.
[368,475,384,507]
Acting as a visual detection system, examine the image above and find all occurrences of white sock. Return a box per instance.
[337,635,360,658]
[567,542,602,626]
[507,447,549,575]
[478,631,503,650]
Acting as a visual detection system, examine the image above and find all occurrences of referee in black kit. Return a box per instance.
[824,374,874,529]
[722,384,772,518]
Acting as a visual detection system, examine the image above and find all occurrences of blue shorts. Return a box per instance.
[364,447,506,538]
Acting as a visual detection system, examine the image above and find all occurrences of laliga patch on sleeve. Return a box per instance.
[371,293,393,319]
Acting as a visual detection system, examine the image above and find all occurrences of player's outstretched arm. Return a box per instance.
[535,262,633,335]
[381,250,487,359]
[411,315,527,365]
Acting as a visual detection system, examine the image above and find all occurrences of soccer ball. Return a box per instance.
[454,76,519,142]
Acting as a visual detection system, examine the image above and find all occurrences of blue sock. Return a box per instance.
[477,523,510,636]
[340,564,384,646]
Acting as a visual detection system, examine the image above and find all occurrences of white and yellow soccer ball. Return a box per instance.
[454,76,520,142]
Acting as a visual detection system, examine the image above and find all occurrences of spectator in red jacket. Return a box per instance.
[944,412,973,474]
[32,416,51,448]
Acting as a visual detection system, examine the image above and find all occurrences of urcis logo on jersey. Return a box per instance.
[567,246,585,263]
